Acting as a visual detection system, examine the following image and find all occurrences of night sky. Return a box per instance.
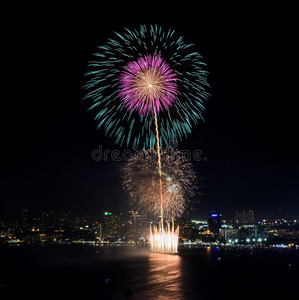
[1,4,298,221]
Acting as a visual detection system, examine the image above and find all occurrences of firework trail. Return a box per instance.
[123,148,197,220]
[84,24,209,148]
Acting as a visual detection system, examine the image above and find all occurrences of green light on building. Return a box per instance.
[105,212,112,215]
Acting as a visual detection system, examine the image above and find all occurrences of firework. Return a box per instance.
[84,24,209,148]
[149,223,179,253]
[119,53,178,115]
[122,148,196,220]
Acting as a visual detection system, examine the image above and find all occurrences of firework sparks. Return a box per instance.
[150,221,179,253]
[84,24,209,148]
[122,148,196,220]
[119,53,178,115]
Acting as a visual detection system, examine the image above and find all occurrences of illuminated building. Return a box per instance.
[223,224,268,243]
[175,215,192,241]
[255,224,268,239]
[128,211,144,243]
[103,212,121,242]
[208,210,221,234]
[58,211,72,229]
[191,220,208,239]
[225,228,239,240]
[277,228,299,239]
[75,216,90,229]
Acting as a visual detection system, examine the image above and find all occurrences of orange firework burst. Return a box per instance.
[122,148,197,220]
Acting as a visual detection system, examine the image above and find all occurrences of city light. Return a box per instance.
[211,214,218,217]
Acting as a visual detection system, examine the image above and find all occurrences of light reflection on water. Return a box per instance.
[117,246,223,298]
[125,252,183,299]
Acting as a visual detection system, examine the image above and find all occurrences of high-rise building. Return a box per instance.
[58,211,72,229]
[234,210,254,225]
[128,211,143,242]
[175,215,193,241]
[19,209,28,228]
[244,210,254,224]
[41,211,56,229]
[208,210,222,234]
[234,211,243,224]
[98,222,103,239]
[75,216,90,229]
[103,212,121,242]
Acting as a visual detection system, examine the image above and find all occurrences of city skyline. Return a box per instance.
[1,207,298,225]
[2,207,298,247]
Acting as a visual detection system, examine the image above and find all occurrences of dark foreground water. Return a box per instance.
[0,245,298,300]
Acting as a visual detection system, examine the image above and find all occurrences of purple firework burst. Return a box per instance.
[119,53,178,115]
